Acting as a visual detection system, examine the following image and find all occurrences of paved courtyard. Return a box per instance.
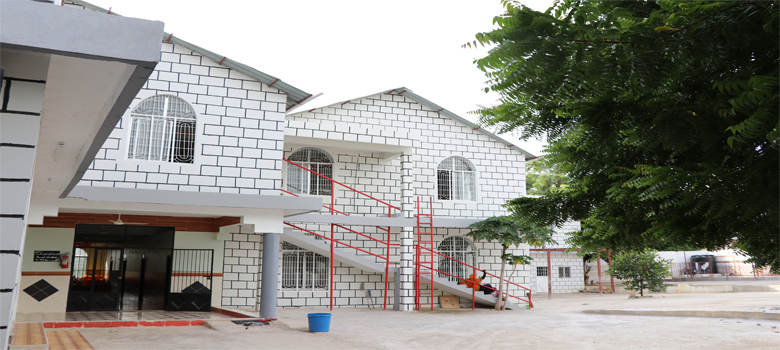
[76,292,780,349]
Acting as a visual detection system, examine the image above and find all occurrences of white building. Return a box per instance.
[2,1,584,346]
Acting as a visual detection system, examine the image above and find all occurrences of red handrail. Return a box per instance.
[414,259,531,305]
[284,222,390,262]
[334,224,397,248]
[416,245,532,308]
[284,159,400,211]
[419,245,532,293]
[283,157,401,311]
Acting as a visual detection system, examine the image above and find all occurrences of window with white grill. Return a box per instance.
[437,157,476,201]
[537,266,548,277]
[286,148,333,195]
[437,236,476,282]
[281,243,329,291]
[127,95,196,163]
[559,266,571,278]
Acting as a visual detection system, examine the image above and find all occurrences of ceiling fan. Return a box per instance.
[108,214,147,225]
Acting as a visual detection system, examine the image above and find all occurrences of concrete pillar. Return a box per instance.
[399,153,415,311]
[0,64,43,349]
[259,232,280,319]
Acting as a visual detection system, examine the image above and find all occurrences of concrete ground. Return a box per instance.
[78,291,780,350]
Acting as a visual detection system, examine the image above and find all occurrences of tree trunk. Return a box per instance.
[501,263,517,310]
[495,245,507,310]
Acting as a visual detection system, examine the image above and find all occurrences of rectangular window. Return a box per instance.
[536,266,548,277]
[281,243,328,291]
[559,266,571,278]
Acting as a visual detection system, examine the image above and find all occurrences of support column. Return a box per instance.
[399,153,415,311]
[547,250,552,299]
[259,232,280,319]
[0,78,42,349]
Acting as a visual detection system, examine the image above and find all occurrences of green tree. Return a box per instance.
[467,216,555,310]
[471,1,779,272]
[526,156,570,195]
[606,250,671,296]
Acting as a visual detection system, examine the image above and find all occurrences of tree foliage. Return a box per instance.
[606,250,671,296]
[467,216,555,310]
[526,157,570,195]
[472,1,779,272]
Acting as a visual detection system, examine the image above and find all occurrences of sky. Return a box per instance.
[83,0,556,155]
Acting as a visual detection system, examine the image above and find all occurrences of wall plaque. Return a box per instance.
[33,251,60,262]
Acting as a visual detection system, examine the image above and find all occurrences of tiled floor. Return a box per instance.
[15,310,242,323]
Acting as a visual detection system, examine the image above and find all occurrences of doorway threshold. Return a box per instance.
[14,309,251,328]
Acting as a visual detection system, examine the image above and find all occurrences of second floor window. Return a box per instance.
[287,147,332,195]
[128,95,196,163]
[437,156,476,201]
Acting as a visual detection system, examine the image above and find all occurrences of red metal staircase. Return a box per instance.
[281,159,533,311]
[415,197,434,310]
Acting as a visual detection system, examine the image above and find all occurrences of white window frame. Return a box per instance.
[127,95,196,164]
[437,156,477,201]
[558,266,571,278]
[437,236,477,282]
[281,243,329,291]
[285,147,334,196]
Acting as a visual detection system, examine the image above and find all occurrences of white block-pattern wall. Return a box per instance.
[283,148,403,216]
[0,51,47,346]
[529,252,584,294]
[79,42,287,195]
[221,232,261,308]
[267,227,530,308]
[286,91,527,219]
[549,220,581,250]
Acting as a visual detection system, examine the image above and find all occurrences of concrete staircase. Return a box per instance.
[282,227,396,274]
[420,273,526,309]
[281,226,526,309]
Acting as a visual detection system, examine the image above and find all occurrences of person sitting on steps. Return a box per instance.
[460,270,495,295]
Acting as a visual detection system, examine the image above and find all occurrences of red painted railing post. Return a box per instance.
[608,250,615,294]
[383,204,390,311]
[330,223,334,311]
[330,180,335,311]
[415,243,419,310]
[597,255,603,296]
[472,265,476,310]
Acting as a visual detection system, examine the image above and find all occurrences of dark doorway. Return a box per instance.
[67,224,175,312]
[67,247,123,311]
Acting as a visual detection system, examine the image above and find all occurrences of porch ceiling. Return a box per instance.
[0,0,163,223]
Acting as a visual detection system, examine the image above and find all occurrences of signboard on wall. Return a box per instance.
[33,251,60,262]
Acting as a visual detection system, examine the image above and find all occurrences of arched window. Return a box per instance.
[437,156,476,201]
[287,147,333,195]
[127,95,196,163]
[437,236,476,282]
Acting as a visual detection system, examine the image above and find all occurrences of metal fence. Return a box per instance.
[169,249,213,294]
[669,258,777,279]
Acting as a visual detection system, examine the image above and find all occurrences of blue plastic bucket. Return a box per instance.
[307,313,331,332]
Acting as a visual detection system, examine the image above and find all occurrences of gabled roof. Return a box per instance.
[291,87,536,158]
[71,0,316,111]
